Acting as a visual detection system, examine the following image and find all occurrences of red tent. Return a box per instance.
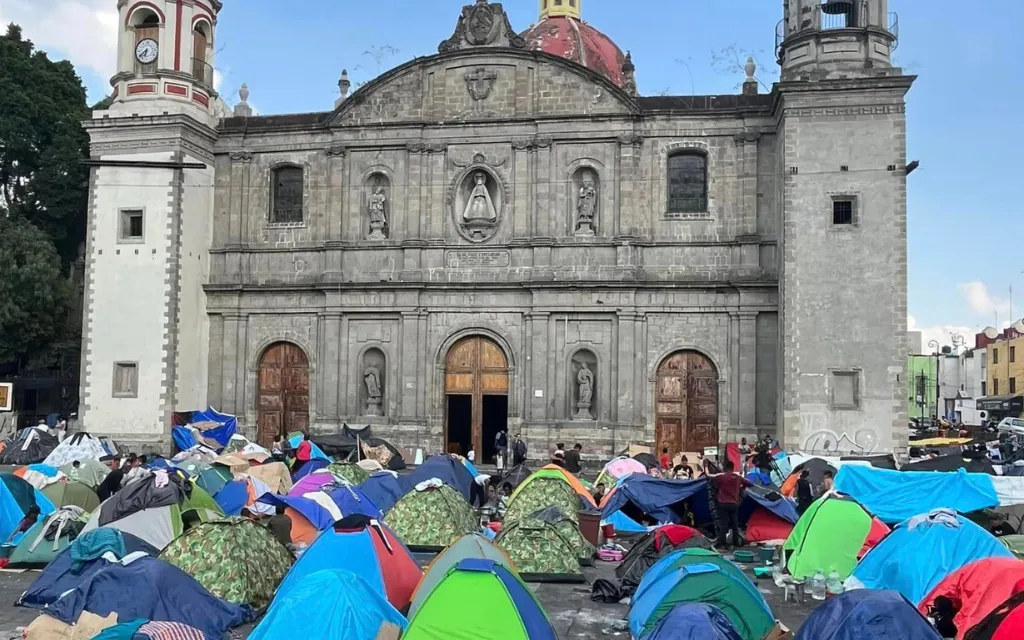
[745,508,794,544]
[919,557,1024,639]
[859,517,890,557]
[965,588,1024,640]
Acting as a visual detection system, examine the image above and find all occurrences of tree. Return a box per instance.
[0,24,90,265]
[0,215,71,368]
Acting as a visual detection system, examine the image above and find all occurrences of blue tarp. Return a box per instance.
[834,466,998,523]
[190,408,238,448]
[401,456,478,504]
[739,489,799,527]
[171,426,197,452]
[258,494,337,530]
[795,589,941,640]
[602,510,647,534]
[26,555,250,637]
[249,569,407,640]
[849,513,1013,603]
[600,475,712,525]
[644,603,743,640]
[214,480,250,516]
[293,458,330,481]
[360,472,405,513]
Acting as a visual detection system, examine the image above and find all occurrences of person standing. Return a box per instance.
[819,470,835,496]
[796,469,814,515]
[660,447,671,471]
[739,437,751,475]
[711,460,753,549]
[563,443,582,474]
[495,429,508,470]
[512,434,527,466]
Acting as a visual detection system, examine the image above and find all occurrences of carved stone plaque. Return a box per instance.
[445,250,511,268]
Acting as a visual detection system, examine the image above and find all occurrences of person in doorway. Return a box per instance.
[563,443,583,474]
[710,460,753,549]
[512,434,527,466]
[5,505,41,543]
[796,469,814,515]
[819,470,835,496]
[591,482,607,504]
[495,429,508,469]
[991,512,1016,537]
[660,447,671,471]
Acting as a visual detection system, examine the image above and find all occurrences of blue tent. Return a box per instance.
[258,493,337,530]
[250,569,407,640]
[325,484,383,520]
[400,456,478,504]
[600,475,712,525]
[214,480,250,516]
[739,489,799,528]
[24,555,249,638]
[644,603,743,640]
[834,466,998,523]
[602,510,647,535]
[361,472,405,513]
[0,476,55,542]
[848,511,1013,603]
[795,589,941,640]
[293,458,330,481]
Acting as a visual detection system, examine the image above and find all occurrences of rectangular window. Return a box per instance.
[994,379,1000,395]
[982,381,987,396]
[112,362,138,398]
[666,152,708,214]
[1012,378,1017,394]
[119,209,144,242]
[271,166,304,224]
[994,348,999,364]
[1011,346,1016,363]
[830,370,860,410]
[832,198,855,225]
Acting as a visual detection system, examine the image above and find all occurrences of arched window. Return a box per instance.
[133,12,161,74]
[191,22,212,86]
[667,152,708,214]
[271,166,304,223]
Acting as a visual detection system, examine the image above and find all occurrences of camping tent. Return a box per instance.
[314,424,407,471]
[782,494,889,579]
[780,458,838,498]
[495,516,585,582]
[600,475,713,526]
[60,459,109,489]
[160,518,294,609]
[360,471,405,513]
[288,470,337,497]
[403,558,557,640]
[616,524,714,590]
[740,488,800,544]
[847,510,1015,604]
[513,465,597,509]
[965,590,1024,640]
[385,483,478,551]
[602,510,647,536]
[596,457,648,487]
[43,433,109,467]
[502,463,533,489]
[795,589,941,640]
[245,461,292,494]
[410,533,515,616]
[628,548,775,640]
[528,505,595,563]
[0,428,59,465]
[0,473,55,542]
[400,455,482,506]
[918,557,1024,636]
[504,476,580,526]
[25,554,251,638]
[41,481,99,512]
[7,506,88,568]
[249,569,407,640]
[275,515,421,611]
[327,462,370,485]
[643,603,743,640]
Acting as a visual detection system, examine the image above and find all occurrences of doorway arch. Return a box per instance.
[655,350,719,456]
[256,341,310,448]
[444,335,509,460]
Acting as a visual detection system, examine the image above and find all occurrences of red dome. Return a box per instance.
[522,16,627,88]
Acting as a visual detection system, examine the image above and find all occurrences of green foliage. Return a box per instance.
[0,215,71,364]
[0,23,90,264]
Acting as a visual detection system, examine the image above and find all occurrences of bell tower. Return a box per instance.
[777,0,898,80]
[110,0,221,114]
[540,0,581,20]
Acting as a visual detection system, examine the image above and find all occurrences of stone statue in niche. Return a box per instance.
[575,171,597,235]
[460,171,498,240]
[367,186,387,240]
[574,362,595,420]
[363,365,383,416]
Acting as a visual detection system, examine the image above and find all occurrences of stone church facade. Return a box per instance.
[80,0,912,460]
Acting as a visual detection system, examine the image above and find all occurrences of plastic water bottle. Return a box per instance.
[772,560,785,587]
[826,569,844,597]
[811,569,827,601]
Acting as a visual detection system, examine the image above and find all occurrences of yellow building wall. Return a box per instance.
[987,335,1024,396]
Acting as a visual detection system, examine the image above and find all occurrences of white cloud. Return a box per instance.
[907,315,976,353]
[0,0,118,81]
[958,281,1012,319]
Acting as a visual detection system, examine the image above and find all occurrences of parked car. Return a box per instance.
[996,417,1024,435]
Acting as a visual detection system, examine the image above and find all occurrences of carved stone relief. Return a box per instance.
[365,173,390,240]
[447,153,509,243]
[574,169,599,236]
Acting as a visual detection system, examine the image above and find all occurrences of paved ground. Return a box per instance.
[0,553,817,638]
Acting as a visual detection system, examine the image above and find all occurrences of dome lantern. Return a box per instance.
[540,0,581,20]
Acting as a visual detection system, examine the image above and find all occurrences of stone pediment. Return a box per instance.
[438,1,525,52]
[328,50,638,127]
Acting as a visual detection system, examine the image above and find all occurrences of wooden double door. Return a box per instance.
[655,351,719,456]
[256,342,310,448]
[444,336,509,459]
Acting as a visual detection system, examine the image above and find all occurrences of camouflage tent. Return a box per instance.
[529,506,594,564]
[160,517,293,609]
[327,462,370,485]
[385,484,478,551]
[495,516,585,582]
[504,477,579,525]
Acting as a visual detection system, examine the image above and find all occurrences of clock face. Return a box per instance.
[135,39,158,64]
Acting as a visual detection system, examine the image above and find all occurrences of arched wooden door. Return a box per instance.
[655,351,719,456]
[444,336,508,460]
[256,342,309,448]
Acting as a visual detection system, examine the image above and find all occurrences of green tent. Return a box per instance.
[629,548,775,640]
[504,477,579,525]
[326,462,370,485]
[60,459,109,489]
[781,494,873,579]
[161,517,294,609]
[41,481,100,513]
[410,533,514,617]
[385,484,478,551]
[495,516,585,582]
[8,507,89,568]
[1000,534,1024,559]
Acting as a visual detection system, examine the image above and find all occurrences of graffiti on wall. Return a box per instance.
[800,409,881,454]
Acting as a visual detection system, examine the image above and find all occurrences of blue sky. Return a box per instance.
[5,0,1020,347]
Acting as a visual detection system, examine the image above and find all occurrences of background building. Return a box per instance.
[79,0,912,458]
